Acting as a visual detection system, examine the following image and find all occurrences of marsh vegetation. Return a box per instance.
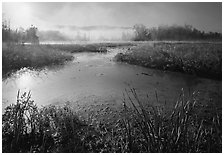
[2,41,222,153]
[2,89,221,153]
[2,42,137,78]
[2,43,73,77]
[115,42,222,80]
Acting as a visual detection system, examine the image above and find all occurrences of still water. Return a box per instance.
[2,47,221,111]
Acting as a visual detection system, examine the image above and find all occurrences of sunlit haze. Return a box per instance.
[3,2,222,41]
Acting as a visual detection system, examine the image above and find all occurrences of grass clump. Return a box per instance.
[114,42,222,80]
[2,90,92,152]
[2,43,74,77]
[2,89,221,153]
[119,88,221,152]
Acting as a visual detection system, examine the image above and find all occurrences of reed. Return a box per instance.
[2,88,221,152]
[119,87,222,152]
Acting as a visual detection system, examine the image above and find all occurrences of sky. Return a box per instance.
[2,2,222,36]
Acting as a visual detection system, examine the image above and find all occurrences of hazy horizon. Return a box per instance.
[2,2,222,41]
[3,2,222,31]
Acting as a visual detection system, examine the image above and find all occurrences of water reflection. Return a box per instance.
[2,48,221,112]
[16,72,33,90]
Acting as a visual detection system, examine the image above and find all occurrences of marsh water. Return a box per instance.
[2,46,221,111]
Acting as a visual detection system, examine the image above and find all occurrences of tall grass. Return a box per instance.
[2,43,74,77]
[115,42,222,80]
[2,89,221,152]
[2,90,88,152]
[120,88,221,152]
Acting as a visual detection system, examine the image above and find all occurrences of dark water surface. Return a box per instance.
[2,47,221,111]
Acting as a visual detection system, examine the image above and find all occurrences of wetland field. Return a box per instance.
[2,41,222,153]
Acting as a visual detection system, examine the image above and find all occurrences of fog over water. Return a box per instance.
[3,2,222,41]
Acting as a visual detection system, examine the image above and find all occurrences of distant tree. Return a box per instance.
[25,25,39,44]
[2,17,40,44]
[17,27,26,43]
[2,16,11,42]
[133,24,151,41]
[132,24,221,41]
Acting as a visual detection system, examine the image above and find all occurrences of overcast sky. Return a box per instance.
[2,2,222,33]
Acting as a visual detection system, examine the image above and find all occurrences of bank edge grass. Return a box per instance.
[2,42,136,78]
[42,42,136,53]
[2,89,221,152]
[120,88,221,152]
[114,42,222,80]
[2,90,92,152]
[2,43,74,77]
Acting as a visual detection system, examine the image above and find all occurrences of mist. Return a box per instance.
[3,2,222,42]
[52,25,134,41]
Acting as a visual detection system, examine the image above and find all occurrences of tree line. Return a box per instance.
[133,24,221,41]
[2,18,221,43]
[2,18,39,44]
